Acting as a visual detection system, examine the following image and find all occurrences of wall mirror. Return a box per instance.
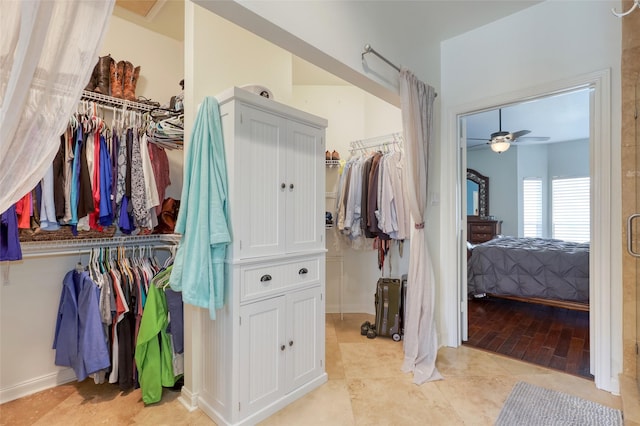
[466,168,489,217]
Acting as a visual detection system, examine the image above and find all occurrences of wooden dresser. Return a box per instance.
[467,217,502,244]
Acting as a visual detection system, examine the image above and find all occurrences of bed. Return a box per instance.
[467,236,590,311]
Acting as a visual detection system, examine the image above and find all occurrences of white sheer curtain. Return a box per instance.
[0,0,115,213]
[399,68,442,384]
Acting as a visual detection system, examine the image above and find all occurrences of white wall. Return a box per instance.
[0,16,185,404]
[440,0,621,392]
[288,85,406,313]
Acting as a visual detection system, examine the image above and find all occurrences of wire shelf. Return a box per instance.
[20,233,181,258]
[349,132,404,154]
[80,90,158,112]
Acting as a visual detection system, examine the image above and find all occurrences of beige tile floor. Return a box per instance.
[0,313,627,425]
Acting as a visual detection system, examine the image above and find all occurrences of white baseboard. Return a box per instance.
[0,368,76,404]
[325,304,374,316]
[197,373,328,426]
[179,386,200,412]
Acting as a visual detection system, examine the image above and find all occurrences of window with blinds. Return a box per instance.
[523,178,543,238]
[552,177,590,243]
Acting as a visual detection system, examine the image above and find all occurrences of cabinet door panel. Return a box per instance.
[287,287,322,391]
[286,121,324,252]
[237,106,287,257]
[240,296,286,414]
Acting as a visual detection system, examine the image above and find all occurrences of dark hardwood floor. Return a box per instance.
[464,296,593,380]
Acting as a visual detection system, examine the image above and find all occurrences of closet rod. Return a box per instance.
[19,234,180,257]
[361,44,437,97]
[81,90,157,112]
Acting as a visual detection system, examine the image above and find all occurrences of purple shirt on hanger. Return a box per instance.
[0,205,22,261]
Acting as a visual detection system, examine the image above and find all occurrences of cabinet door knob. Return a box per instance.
[289,183,294,190]
[280,344,286,351]
[281,183,286,189]
[260,274,272,282]
[289,340,294,347]
[298,268,308,275]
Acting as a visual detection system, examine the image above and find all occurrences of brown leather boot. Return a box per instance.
[84,61,99,91]
[110,61,124,99]
[94,54,113,95]
[123,61,141,101]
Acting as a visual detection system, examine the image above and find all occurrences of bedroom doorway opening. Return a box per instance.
[459,86,593,379]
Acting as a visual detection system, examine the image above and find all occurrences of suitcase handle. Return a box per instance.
[298,268,308,275]
[260,274,272,282]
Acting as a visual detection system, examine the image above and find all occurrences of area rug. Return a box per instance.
[495,381,623,426]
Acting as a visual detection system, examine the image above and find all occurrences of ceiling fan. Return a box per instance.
[468,108,550,153]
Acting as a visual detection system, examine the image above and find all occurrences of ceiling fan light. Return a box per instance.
[490,140,510,153]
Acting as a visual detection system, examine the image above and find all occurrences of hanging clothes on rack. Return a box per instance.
[52,266,111,382]
[135,264,181,405]
[0,205,22,261]
[7,93,176,246]
[334,133,410,271]
[52,242,181,396]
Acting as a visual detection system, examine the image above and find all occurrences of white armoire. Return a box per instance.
[193,87,328,426]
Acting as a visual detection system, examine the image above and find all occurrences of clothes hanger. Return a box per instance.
[75,250,84,272]
[163,245,177,269]
[69,114,78,131]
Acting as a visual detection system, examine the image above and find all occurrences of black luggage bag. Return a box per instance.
[374,277,404,341]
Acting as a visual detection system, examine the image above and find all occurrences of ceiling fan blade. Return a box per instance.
[514,136,551,142]
[467,137,490,141]
[510,130,531,140]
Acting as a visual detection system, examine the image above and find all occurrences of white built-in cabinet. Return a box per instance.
[233,105,324,258]
[194,87,327,426]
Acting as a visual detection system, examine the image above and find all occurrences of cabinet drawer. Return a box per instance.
[470,224,493,233]
[241,264,288,300]
[289,258,320,285]
[240,257,321,302]
[472,233,494,243]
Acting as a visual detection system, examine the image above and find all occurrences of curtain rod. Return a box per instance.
[361,44,438,97]
[362,44,401,72]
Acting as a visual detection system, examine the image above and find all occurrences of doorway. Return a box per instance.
[459,88,593,378]
[451,71,617,391]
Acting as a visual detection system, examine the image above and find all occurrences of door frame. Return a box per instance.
[440,69,621,394]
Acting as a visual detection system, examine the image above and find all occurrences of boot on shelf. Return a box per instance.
[94,54,114,96]
[84,61,99,91]
[122,61,141,102]
[110,61,124,99]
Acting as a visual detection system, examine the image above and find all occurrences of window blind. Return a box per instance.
[523,178,543,238]
[552,177,590,243]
